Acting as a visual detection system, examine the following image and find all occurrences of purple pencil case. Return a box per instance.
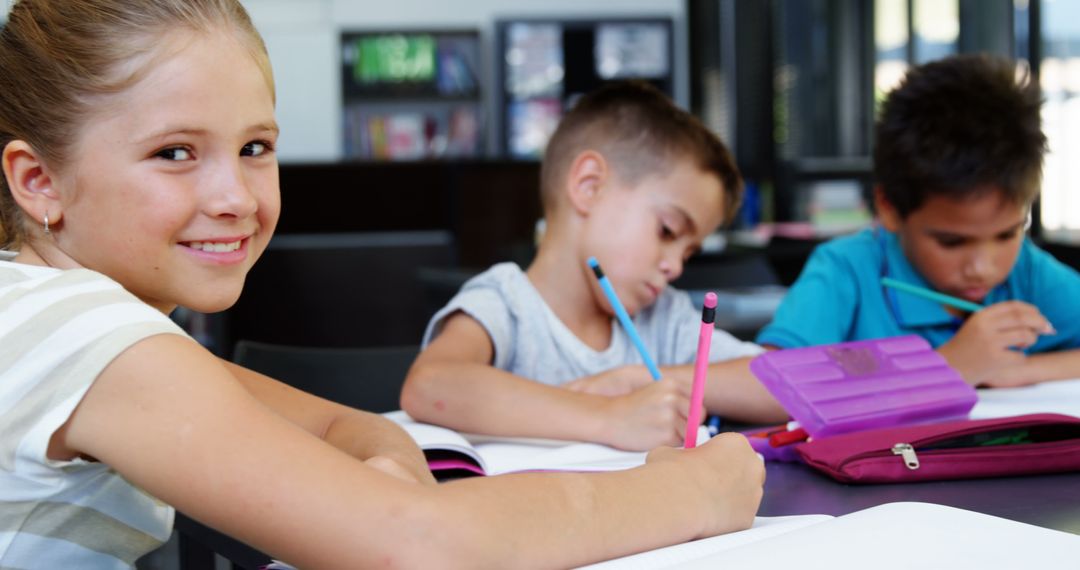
[750,335,977,448]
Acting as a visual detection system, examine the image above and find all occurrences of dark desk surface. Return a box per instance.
[759,461,1080,535]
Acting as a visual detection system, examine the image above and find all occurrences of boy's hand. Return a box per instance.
[646,433,764,538]
[975,361,1043,388]
[599,379,701,451]
[563,365,656,396]
[938,301,1054,385]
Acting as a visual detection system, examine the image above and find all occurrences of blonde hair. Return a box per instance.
[0,0,272,249]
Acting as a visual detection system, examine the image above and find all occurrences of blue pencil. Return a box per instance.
[587,257,662,380]
[880,276,984,313]
[707,415,722,436]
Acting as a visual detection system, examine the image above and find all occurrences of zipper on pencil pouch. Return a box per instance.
[835,417,1080,472]
[837,438,1079,472]
[891,443,919,469]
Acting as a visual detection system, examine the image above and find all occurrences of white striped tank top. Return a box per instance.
[0,255,189,568]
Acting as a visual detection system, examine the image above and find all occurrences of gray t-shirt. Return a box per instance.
[422,263,764,386]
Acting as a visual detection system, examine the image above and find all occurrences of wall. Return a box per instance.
[242,0,687,162]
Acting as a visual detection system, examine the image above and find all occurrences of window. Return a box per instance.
[873,0,960,106]
[1026,0,1080,237]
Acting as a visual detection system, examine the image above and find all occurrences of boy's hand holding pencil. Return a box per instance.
[596,378,698,451]
[585,257,705,450]
[881,278,1056,388]
[564,365,657,396]
[939,300,1056,387]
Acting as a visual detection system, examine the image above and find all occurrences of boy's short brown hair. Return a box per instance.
[539,81,743,224]
[874,54,1047,218]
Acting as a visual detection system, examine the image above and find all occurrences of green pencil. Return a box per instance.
[880,276,984,313]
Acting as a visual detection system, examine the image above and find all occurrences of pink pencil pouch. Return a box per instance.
[795,413,1080,484]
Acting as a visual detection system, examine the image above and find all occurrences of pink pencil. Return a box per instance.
[685,292,717,448]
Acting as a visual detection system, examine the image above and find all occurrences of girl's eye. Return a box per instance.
[660,222,676,239]
[241,140,274,157]
[155,147,193,161]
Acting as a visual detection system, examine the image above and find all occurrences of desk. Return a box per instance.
[759,461,1080,535]
[755,378,1080,535]
[177,378,1080,567]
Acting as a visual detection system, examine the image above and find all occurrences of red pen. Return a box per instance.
[747,424,790,439]
[684,292,716,448]
[769,426,809,447]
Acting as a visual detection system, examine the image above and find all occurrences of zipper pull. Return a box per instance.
[891,443,920,470]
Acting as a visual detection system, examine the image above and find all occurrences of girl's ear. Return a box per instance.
[565,150,609,216]
[2,140,63,228]
[874,185,901,232]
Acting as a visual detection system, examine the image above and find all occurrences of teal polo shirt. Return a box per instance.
[757,227,1080,352]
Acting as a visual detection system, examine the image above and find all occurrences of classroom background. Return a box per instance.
[130,0,1079,362]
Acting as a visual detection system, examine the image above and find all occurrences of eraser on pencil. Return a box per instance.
[702,292,717,324]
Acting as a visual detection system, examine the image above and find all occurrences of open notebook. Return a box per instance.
[384,411,710,476]
[581,502,1080,569]
[972,377,1080,420]
[266,502,1078,570]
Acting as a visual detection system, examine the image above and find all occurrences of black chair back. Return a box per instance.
[233,340,419,413]
[226,231,456,350]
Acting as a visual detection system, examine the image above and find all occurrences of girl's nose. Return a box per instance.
[205,160,258,219]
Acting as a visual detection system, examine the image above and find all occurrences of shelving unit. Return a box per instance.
[340,30,484,160]
[495,17,675,159]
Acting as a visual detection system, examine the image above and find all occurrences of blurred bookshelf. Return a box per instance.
[341,30,485,161]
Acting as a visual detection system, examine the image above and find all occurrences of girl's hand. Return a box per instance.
[646,433,764,538]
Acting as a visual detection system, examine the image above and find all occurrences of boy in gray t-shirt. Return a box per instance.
[403,83,787,451]
[423,263,762,390]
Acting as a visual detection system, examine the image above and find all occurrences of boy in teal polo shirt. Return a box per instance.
[757,54,1080,388]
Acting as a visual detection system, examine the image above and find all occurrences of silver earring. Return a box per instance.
[43,213,50,235]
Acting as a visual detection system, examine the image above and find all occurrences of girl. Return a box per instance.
[0,1,764,567]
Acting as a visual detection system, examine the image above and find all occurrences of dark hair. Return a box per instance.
[540,80,743,224]
[0,0,270,249]
[874,54,1046,218]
